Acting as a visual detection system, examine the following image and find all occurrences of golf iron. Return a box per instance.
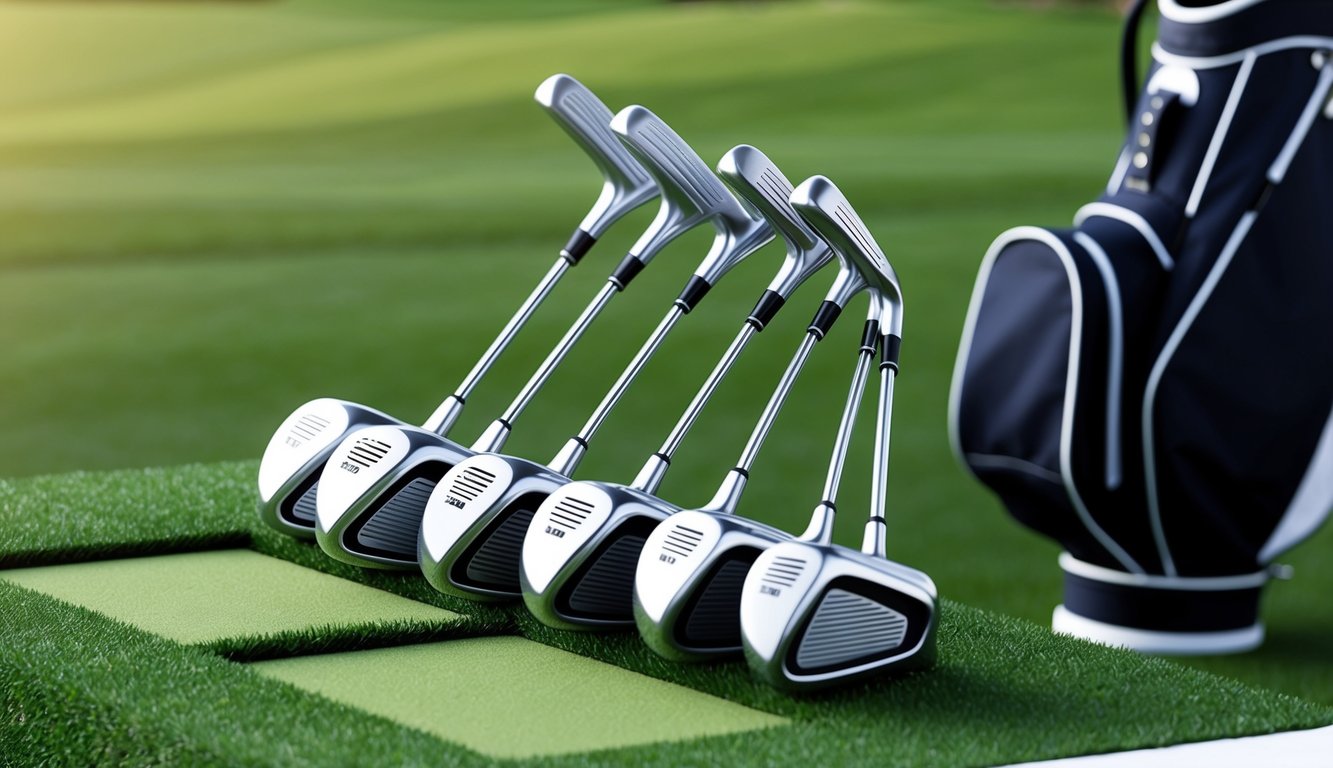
[314,104,772,569]
[740,176,938,692]
[256,74,656,541]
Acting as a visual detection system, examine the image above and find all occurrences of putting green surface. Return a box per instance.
[2,463,1331,767]
[1,549,460,645]
[253,637,788,759]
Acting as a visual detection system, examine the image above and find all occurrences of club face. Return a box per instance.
[256,398,402,539]
[314,424,471,570]
[741,541,938,692]
[521,481,675,630]
[418,453,569,601]
[634,509,790,662]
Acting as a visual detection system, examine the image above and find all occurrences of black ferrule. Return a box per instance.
[561,229,597,265]
[867,515,885,525]
[567,435,588,449]
[674,276,713,313]
[496,418,513,431]
[880,334,902,372]
[651,452,671,466]
[746,290,786,331]
[609,255,646,291]
[820,500,838,513]
[807,300,843,339]
[732,467,749,479]
[858,319,880,355]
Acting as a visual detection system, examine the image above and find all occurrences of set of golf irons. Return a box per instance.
[257,74,938,692]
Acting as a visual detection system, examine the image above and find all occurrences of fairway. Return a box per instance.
[1,0,1331,764]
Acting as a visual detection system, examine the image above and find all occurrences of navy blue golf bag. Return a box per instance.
[950,0,1333,653]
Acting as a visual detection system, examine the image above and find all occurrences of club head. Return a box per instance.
[790,176,903,337]
[611,105,772,280]
[257,398,409,540]
[740,540,938,692]
[418,452,569,601]
[314,424,471,569]
[521,480,677,630]
[534,75,658,239]
[716,145,832,302]
[634,507,790,662]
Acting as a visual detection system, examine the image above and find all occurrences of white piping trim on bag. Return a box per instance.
[1186,52,1255,218]
[948,226,1144,574]
[1072,232,1125,491]
[1143,65,1333,577]
[1107,148,1132,196]
[1260,405,1333,563]
[1059,552,1268,591]
[1269,61,1333,182]
[1052,605,1264,656]
[1153,36,1333,71]
[1074,202,1176,270]
[1158,0,1267,25]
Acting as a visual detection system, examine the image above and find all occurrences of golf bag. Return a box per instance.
[949,0,1333,653]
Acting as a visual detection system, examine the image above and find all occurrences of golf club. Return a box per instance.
[420,144,828,601]
[740,176,938,692]
[256,74,655,540]
[315,105,772,569]
[519,149,853,631]
[633,191,895,661]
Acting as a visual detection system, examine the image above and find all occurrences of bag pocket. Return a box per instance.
[950,206,1173,572]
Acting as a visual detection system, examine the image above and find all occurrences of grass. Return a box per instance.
[3,464,1331,766]
[0,0,1330,755]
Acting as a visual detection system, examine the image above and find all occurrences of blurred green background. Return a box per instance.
[1,0,1328,703]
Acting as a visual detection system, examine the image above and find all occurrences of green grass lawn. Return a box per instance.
[0,0,1329,736]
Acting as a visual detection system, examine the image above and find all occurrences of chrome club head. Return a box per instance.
[521,480,678,630]
[739,541,938,692]
[418,451,570,601]
[790,175,903,339]
[315,424,471,569]
[612,106,772,287]
[257,399,405,540]
[534,74,658,244]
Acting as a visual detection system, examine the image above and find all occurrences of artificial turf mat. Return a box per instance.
[252,636,788,758]
[2,461,1332,766]
[0,549,460,646]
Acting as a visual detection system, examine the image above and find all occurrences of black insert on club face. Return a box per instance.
[449,493,548,594]
[555,517,659,624]
[674,547,763,652]
[342,461,454,562]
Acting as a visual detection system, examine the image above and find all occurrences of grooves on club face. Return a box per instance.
[418,452,571,601]
[740,541,938,693]
[634,510,791,661]
[314,423,470,570]
[521,482,673,630]
[257,398,405,539]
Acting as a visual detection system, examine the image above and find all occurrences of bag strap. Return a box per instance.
[1120,0,1152,126]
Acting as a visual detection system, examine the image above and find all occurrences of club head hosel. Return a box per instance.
[579,178,658,240]
[547,435,587,477]
[861,516,888,558]
[631,452,671,495]
[421,395,464,436]
[701,467,748,515]
[471,418,512,453]
[690,218,773,288]
[626,201,698,267]
[799,501,837,545]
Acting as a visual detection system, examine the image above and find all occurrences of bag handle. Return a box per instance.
[1121,0,1153,126]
